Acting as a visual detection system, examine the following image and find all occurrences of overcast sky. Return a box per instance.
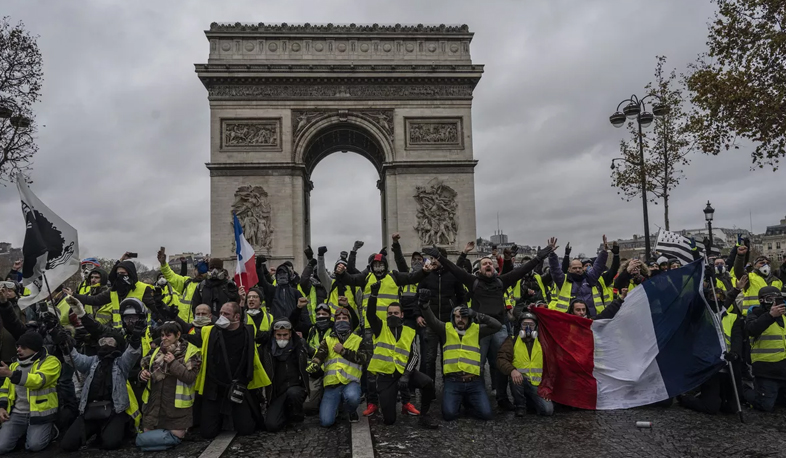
[1,0,783,267]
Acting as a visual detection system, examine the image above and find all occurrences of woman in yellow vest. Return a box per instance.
[61,322,144,452]
[138,322,202,447]
[0,331,61,453]
[306,306,369,427]
[496,312,553,417]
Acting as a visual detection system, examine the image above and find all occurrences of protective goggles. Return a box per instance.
[98,337,117,347]
[273,321,292,331]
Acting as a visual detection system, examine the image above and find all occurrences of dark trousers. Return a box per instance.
[60,413,129,452]
[681,369,739,415]
[56,363,79,432]
[744,376,786,412]
[264,386,307,432]
[420,327,441,383]
[200,396,257,439]
[376,370,435,425]
[363,329,379,404]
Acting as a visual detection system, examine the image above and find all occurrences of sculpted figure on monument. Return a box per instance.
[231,185,273,251]
[413,180,458,246]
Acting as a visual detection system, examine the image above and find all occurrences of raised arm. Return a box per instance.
[391,234,410,272]
[424,242,476,288]
[602,242,620,285]
[348,241,364,274]
[500,244,555,289]
[366,283,383,338]
[586,249,609,284]
[317,247,332,291]
[418,291,446,342]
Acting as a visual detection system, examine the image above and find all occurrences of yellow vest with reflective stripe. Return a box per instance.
[551,279,572,312]
[125,381,141,431]
[323,333,363,386]
[328,281,358,315]
[592,277,614,315]
[742,273,784,312]
[750,320,786,363]
[161,287,189,323]
[110,282,152,328]
[298,285,318,324]
[443,322,481,376]
[0,354,61,422]
[512,337,543,387]
[368,324,415,375]
[246,308,274,336]
[194,325,271,394]
[143,343,200,408]
[513,275,549,303]
[361,274,399,327]
[721,312,738,350]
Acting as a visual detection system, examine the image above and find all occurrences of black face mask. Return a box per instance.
[387,316,403,329]
[98,346,120,359]
[315,316,332,331]
[567,272,584,283]
[276,273,289,285]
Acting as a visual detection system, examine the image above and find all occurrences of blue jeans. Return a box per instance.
[319,382,361,427]
[442,378,493,421]
[480,326,509,402]
[744,376,786,412]
[510,378,554,416]
[0,413,53,453]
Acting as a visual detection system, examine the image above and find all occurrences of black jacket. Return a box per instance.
[746,307,786,380]
[257,331,310,404]
[191,278,240,317]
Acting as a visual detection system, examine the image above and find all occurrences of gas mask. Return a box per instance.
[81,266,94,280]
[208,269,227,281]
[519,324,538,340]
[715,265,726,275]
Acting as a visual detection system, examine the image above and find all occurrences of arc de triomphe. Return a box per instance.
[196,23,483,270]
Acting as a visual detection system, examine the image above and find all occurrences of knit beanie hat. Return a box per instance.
[208,258,224,270]
[16,331,44,353]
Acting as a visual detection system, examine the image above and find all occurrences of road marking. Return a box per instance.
[352,403,375,458]
[198,431,236,458]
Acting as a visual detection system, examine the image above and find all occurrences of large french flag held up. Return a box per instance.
[531,260,725,410]
[233,213,258,289]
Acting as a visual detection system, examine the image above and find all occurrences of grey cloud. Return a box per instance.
[0,0,783,268]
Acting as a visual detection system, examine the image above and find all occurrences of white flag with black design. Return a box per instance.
[17,180,79,308]
[655,230,720,266]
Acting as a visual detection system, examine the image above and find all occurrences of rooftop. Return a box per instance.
[207,23,472,35]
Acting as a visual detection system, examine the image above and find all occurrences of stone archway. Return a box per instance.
[197,23,483,270]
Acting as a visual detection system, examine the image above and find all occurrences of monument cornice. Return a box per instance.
[196,63,484,75]
[206,161,307,177]
[206,22,473,37]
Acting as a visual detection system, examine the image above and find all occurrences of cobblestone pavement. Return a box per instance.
[369,394,786,458]
[224,415,351,458]
[3,431,212,458]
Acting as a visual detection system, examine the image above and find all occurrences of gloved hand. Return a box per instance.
[398,375,410,391]
[423,246,441,259]
[352,241,364,252]
[511,244,519,255]
[129,319,146,347]
[53,328,70,346]
[536,245,554,261]
[340,251,349,261]
[256,256,265,269]
[153,287,165,306]
[306,361,320,374]
[723,351,739,362]
[702,237,711,251]
[611,242,620,255]
[370,281,382,297]
[65,295,86,318]
[459,307,477,319]
[308,258,318,267]
[564,243,572,257]
[379,246,388,257]
[304,245,314,261]
[417,289,431,308]
[318,246,328,257]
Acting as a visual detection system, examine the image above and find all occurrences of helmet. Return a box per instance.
[519,311,538,325]
[119,297,147,316]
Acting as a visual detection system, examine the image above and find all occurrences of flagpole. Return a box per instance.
[703,254,745,423]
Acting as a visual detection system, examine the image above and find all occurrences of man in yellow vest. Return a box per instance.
[496,312,553,417]
[744,286,786,412]
[419,294,502,421]
[301,303,333,414]
[192,302,270,438]
[307,306,368,427]
[366,283,437,429]
[316,249,359,315]
[0,331,61,453]
[67,258,155,328]
[157,248,209,320]
[734,244,785,314]
[547,236,610,316]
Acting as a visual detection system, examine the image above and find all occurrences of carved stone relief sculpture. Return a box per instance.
[406,118,463,149]
[231,185,273,251]
[222,119,281,150]
[413,179,458,246]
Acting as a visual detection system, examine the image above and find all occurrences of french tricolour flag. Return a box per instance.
[532,260,725,410]
[233,213,258,289]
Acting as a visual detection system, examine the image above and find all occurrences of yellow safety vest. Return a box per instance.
[721,312,738,350]
[742,272,784,313]
[750,320,786,363]
[512,337,544,386]
[592,277,614,315]
[513,275,549,303]
[126,382,141,431]
[328,281,358,315]
[78,282,95,314]
[0,354,61,423]
[194,325,270,394]
[161,286,189,323]
[159,264,199,316]
[246,308,274,336]
[110,282,152,328]
[361,274,399,328]
[323,334,363,386]
[551,279,573,312]
[142,343,201,408]
[298,285,318,324]
[443,322,481,376]
[368,324,415,375]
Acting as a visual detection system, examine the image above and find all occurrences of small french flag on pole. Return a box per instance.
[233,212,258,289]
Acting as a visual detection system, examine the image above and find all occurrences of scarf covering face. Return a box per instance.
[150,339,188,382]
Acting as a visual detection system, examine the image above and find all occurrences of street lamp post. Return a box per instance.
[704,201,715,255]
[610,94,669,259]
